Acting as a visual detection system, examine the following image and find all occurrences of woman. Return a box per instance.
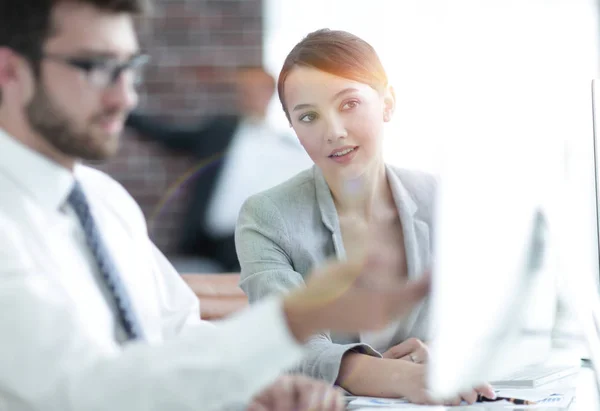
[235,28,493,405]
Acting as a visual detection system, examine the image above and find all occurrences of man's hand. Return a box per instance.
[283,256,430,342]
[247,374,344,411]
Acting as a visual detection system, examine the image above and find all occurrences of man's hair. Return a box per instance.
[0,0,150,103]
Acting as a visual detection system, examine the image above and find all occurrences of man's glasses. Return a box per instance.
[41,53,150,89]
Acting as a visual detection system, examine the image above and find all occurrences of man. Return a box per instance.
[126,66,312,272]
[0,0,430,410]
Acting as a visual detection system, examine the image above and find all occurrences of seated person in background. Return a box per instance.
[0,1,435,410]
[236,28,494,405]
[126,66,312,272]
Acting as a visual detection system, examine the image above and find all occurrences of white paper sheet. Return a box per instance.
[346,388,575,409]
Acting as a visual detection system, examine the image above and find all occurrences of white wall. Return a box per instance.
[262,0,600,291]
[263,0,598,171]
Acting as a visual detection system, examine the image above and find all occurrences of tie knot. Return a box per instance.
[68,180,85,203]
[68,181,91,223]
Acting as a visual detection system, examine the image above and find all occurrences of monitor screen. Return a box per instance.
[426,79,600,400]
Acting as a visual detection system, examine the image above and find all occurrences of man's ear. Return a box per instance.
[0,48,34,104]
[383,85,396,122]
[0,48,16,90]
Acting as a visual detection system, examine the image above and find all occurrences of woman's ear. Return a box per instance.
[383,85,396,122]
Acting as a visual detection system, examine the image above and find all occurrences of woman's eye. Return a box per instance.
[341,100,359,110]
[299,112,317,123]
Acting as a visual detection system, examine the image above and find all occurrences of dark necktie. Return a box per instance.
[68,181,143,341]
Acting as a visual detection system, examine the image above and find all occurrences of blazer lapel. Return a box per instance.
[314,166,347,261]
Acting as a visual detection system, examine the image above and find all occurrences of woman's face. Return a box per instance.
[283,66,394,181]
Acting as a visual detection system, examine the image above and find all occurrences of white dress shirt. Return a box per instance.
[206,118,312,237]
[0,128,305,411]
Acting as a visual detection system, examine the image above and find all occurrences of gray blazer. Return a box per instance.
[235,164,436,383]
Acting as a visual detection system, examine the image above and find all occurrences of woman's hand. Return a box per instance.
[395,361,496,405]
[337,351,495,404]
[382,338,429,364]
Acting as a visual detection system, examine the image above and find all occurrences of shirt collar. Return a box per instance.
[0,127,75,211]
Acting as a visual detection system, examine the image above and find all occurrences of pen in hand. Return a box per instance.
[477,394,537,405]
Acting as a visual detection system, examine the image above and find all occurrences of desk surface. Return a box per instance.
[348,364,599,410]
[571,365,599,411]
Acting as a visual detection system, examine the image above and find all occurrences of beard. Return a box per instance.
[25,82,123,162]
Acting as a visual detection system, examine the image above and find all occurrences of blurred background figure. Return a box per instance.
[125,66,311,272]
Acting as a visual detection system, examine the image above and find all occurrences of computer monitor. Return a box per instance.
[577,79,600,392]
[593,79,600,291]
[425,154,553,398]
[425,80,600,400]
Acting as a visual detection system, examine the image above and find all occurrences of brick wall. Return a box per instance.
[94,0,264,255]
